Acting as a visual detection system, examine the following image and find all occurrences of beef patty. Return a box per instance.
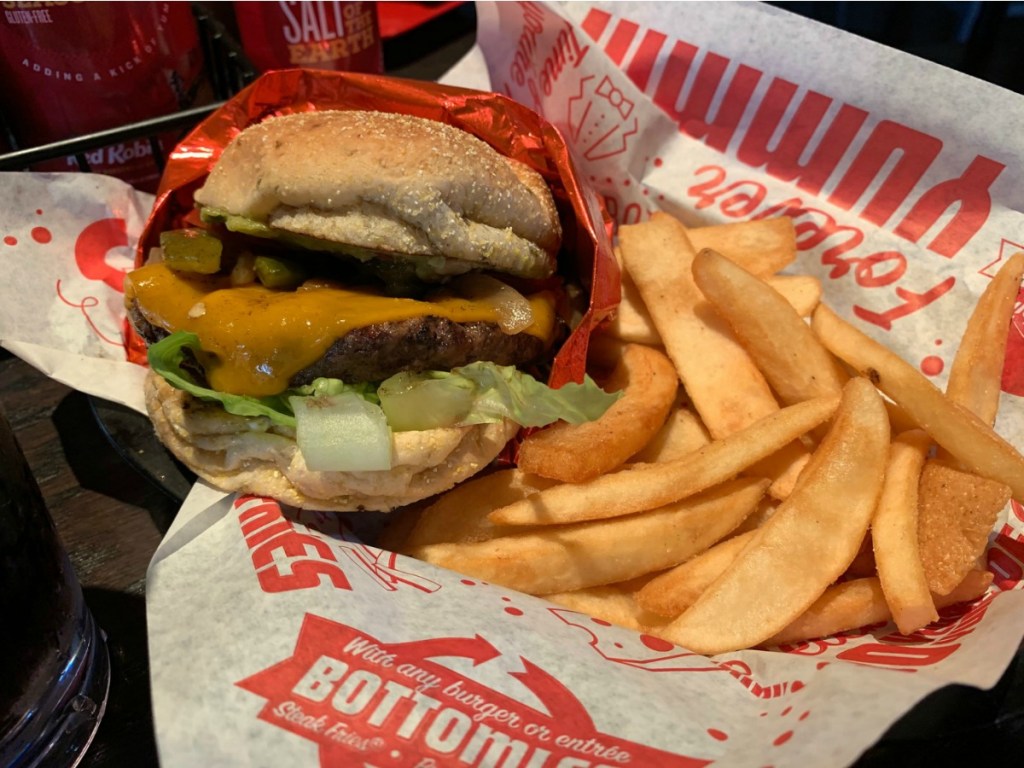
[127,300,550,388]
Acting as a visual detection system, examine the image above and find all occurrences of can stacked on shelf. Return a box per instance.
[233,1,383,74]
[0,1,208,191]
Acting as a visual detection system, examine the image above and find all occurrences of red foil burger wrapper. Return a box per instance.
[130,68,620,391]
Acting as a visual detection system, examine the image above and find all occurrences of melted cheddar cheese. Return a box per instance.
[125,263,556,397]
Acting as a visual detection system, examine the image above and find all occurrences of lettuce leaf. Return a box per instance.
[147,331,300,427]
[378,363,618,431]
[148,330,620,444]
[146,332,379,424]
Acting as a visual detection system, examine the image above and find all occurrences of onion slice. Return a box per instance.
[453,273,533,334]
[230,252,257,286]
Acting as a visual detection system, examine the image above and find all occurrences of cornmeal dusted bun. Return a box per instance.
[193,110,562,279]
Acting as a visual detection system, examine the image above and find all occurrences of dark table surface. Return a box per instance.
[3,5,1024,766]
[1,350,173,766]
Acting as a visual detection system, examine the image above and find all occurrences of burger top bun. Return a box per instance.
[193,110,562,279]
[145,372,520,512]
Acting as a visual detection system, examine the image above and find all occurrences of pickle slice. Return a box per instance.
[159,229,223,274]
[254,255,307,289]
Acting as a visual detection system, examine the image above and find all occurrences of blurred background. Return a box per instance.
[1,1,1021,186]
[351,1,1024,96]
[385,1,1024,96]
[769,1,1024,95]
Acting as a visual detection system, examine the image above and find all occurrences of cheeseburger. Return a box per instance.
[125,110,616,512]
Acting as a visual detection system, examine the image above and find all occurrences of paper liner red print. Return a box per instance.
[216,492,1024,764]
[235,496,444,594]
[1003,294,1024,396]
[126,68,620,390]
[237,613,710,767]
[226,495,809,757]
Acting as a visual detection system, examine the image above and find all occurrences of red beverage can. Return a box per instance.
[234,1,383,74]
[0,1,207,191]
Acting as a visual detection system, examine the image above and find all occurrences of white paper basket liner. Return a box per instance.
[2,2,1023,765]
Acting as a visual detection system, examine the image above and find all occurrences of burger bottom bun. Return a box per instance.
[144,372,519,512]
